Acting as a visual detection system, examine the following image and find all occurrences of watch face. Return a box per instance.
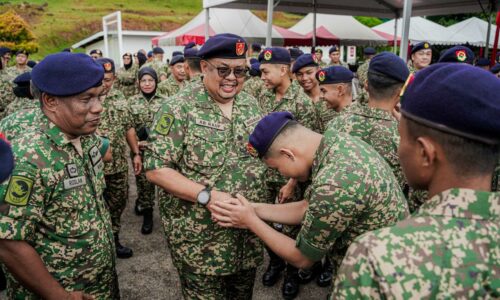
[198,190,210,205]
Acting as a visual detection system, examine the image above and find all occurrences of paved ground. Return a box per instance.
[116,168,330,299]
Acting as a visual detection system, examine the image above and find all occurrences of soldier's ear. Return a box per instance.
[279,148,295,161]
[41,93,59,112]
[200,60,209,74]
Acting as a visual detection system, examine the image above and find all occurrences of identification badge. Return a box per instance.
[63,176,86,190]
[65,163,79,178]
[244,115,262,128]
[89,146,102,166]
[195,118,225,131]
[155,113,174,135]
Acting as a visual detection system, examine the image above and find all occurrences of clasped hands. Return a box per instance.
[207,190,257,229]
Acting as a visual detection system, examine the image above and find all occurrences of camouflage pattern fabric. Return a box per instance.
[3,97,39,119]
[329,61,349,68]
[295,129,409,280]
[135,173,155,211]
[354,88,368,106]
[315,100,338,133]
[356,59,371,92]
[144,80,269,277]
[157,75,183,97]
[0,114,119,299]
[179,268,256,300]
[242,76,265,99]
[104,171,128,235]
[3,66,30,83]
[332,188,499,299]
[115,65,138,98]
[0,75,16,119]
[0,108,41,141]
[140,60,169,80]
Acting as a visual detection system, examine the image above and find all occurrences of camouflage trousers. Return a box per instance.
[104,171,129,235]
[135,172,155,210]
[179,268,256,300]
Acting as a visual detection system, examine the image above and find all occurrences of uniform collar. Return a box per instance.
[417,188,500,220]
[40,113,72,147]
[349,103,394,121]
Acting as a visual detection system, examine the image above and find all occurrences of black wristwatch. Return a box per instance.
[197,187,212,206]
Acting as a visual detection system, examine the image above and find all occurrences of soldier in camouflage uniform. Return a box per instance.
[115,52,139,98]
[183,46,203,87]
[140,47,169,81]
[257,47,320,297]
[96,58,142,258]
[328,52,411,204]
[328,46,348,68]
[317,66,354,115]
[356,47,376,105]
[0,75,15,120]
[157,55,186,97]
[0,47,11,74]
[242,61,265,99]
[2,72,38,119]
[0,52,119,299]
[4,50,31,82]
[409,41,432,74]
[332,63,500,300]
[128,67,168,234]
[314,48,328,68]
[212,111,409,289]
[144,33,269,300]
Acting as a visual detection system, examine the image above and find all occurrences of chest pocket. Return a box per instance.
[184,127,226,176]
[44,168,92,238]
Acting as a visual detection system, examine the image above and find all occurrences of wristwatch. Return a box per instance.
[197,187,211,206]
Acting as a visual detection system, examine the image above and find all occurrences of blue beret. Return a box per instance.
[329,45,340,54]
[248,111,296,158]
[0,135,14,183]
[27,60,37,68]
[170,55,185,66]
[147,51,153,58]
[13,72,31,86]
[153,47,164,54]
[411,41,431,54]
[198,33,248,59]
[259,47,291,64]
[249,58,258,65]
[491,63,500,74]
[251,43,262,52]
[138,67,158,83]
[316,66,353,85]
[184,42,197,50]
[364,47,376,55]
[31,53,104,97]
[0,47,11,56]
[184,48,199,59]
[289,47,304,60]
[292,54,318,73]
[438,46,474,64]
[172,51,183,57]
[401,63,500,144]
[249,62,261,77]
[369,52,409,83]
[89,49,102,56]
[475,58,490,67]
[95,58,115,74]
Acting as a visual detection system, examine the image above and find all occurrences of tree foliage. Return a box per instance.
[0,10,39,53]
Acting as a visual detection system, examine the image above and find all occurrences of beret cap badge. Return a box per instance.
[247,142,258,158]
[103,62,113,72]
[318,70,326,82]
[456,50,467,62]
[236,42,246,56]
[264,50,273,61]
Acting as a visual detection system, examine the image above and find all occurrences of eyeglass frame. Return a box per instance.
[204,59,248,79]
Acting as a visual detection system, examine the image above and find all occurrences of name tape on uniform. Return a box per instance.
[64,176,86,190]
[195,119,226,131]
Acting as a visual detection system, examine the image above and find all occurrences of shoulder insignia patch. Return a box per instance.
[155,113,175,135]
[5,175,34,206]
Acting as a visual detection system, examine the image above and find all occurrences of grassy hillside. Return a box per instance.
[1,0,310,59]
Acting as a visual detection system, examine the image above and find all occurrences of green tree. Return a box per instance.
[0,10,39,54]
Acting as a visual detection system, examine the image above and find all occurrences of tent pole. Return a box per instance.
[313,0,317,47]
[393,17,398,53]
[266,0,274,47]
[399,0,412,61]
[205,8,210,42]
[485,10,493,57]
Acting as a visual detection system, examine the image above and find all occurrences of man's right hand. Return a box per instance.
[206,190,236,215]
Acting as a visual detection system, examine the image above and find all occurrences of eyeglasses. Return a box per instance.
[205,60,248,78]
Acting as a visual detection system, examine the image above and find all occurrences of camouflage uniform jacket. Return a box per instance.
[0,75,15,119]
[332,188,499,299]
[144,81,269,275]
[327,104,407,195]
[242,76,265,99]
[356,59,371,89]
[0,108,41,141]
[115,65,138,98]
[98,88,132,175]
[329,61,349,68]
[157,75,183,97]
[314,100,338,133]
[3,66,30,82]
[4,97,39,117]
[258,81,320,183]
[128,93,167,134]
[0,114,118,299]
[295,129,409,272]
[141,60,169,80]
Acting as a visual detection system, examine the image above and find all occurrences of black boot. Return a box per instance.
[297,260,322,284]
[134,201,144,216]
[141,208,153,235]
[114,234,133,259]
[282,265,299,299]
[262,249,286,286]
[316,257,334,287]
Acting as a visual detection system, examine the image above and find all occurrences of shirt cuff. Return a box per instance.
[295,234,325,262]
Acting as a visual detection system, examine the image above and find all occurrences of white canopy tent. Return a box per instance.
[372,16,472,46]
[447,17,499,48]
[203,0,498,60]
[156,8,307,47]
[288,13,387,46]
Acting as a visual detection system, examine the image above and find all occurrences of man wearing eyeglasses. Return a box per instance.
[144,33,269,299]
